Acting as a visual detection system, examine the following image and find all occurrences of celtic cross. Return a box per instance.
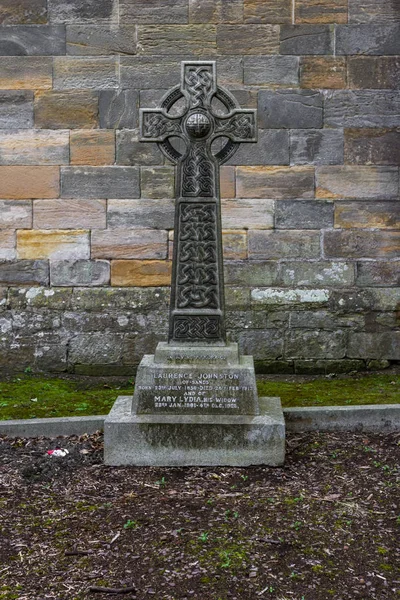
[140,61,257,344]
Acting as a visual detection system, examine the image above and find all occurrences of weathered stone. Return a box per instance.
[259,90,323,129]
[121,56,183,90]
[111,260,172,287]
[335,202,400,229]
[294,359,365,374]
[348,57,400,90]
[33,199,106,229]
[120,0,188,24]
[324,230,400,258]
[344,128,400,166]
[286,330,346,358]
[349,0,400,23]
[17,230,90,260]
[48,0,117,23]
[300,57,346,89]
[276,200,334,229]
[324,91,400,128]
[61,167,140,199]
[0,260,48,285]
[316,166,398,199]
[224,261,279,286]
[69,286,169,312]
[0,0,47,25]
[63,311,134,333]
[225,286,251,309]
[251,287,329,307]
[8,286,73,310]
[243,56,299,86]
[280,25,333,54]
[140,167,175,199]
[0,166,59,199]
[256,360,294,374]
[50,260,110,286]
[244,0,291,23]
[221,199,274,229]
[11,309,62,332]
[92,229,168,259]
[237,166,314,199]
[367,288,400,311]
[238,330,284,359]
[290,310,363,330]
[290,129,344,165]
[107,199,174,230]
[69,332,123,364]
[348,332,400,360]
[116,129,163,166]
[0,200,32,229]
[336,24,400,55]
[220,166,235,198]
[231,88,258,109]
[66,25,136,55]
[70,130,115,166]
[226,129,289,165]
[225,309,268,330]
[295,0,348,23]
[249,230,321,259]
[0,91,33,129]
[138,25,216,55]
[0,25,65,56]
[53,57,118,90]
[279,261,355,286]
[328,289,374,313]
[99,90,138,129]
[0,56,52,89]
[217,25,279,54]
[34,91,98,129]
[0,231,16,259]
[0,130,69,165]
[190,0,243,23]
[221,231,247,260]
[356,262,400,287]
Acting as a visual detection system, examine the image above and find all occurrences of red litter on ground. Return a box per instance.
[46,448,69,457]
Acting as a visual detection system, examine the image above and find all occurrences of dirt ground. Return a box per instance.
[0,431,399,600]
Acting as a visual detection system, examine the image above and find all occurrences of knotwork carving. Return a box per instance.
[214,114,255,140]
[142,112,182,139]
[184,65,213,108]
[181,144,214,197]
[173,316,221,340]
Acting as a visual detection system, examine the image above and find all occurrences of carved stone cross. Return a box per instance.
[140,61,257,344]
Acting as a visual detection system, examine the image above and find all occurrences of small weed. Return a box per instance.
[199,532,209,542]
[123,519,137,530]
[291,521,303,531]
[156,476,167,487]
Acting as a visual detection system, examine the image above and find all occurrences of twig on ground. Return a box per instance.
[88,585,136,594]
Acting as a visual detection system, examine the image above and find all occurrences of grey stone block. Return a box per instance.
[348,332,400,360]
[107,199,175,229]
[61,167,140,199]
[0,0,47,25]
[284,405,400,433]
[0,25,66,56]
[0,200,32,229]
[290,129,344,165]
[251,288,330,309]
[99,90,138,129]
[344,128,400,166]
[66,25,137,55]
[0,91,33,129]
[50,260,110,286]
[224,261,279,286]
[276,200,334,229]
[238,330,284,360]
[368,288,400,311]
[348,57,400,90]
[63,311,133,333]
[0,260,49,285]
[325,91,400,128]
[0,416,105,438]
[356,262,400,287]
[316,165,398,199]
[70,286,169,311]
[53,56,118,90]
[8,287,72,310]
[116,129,163,166]
[48,0,117,23]
[324,230,400,259]
[243,56,299,85]
[349,0,400,23]
[280,25,333,55]
[279,261,355,287]
[249,230,321,260]
[121,56,183,90]
[290,310,363,331]
[226,129,289,166]
[258,90,323,129]
[286,330,346,359]
[120,0,189,24]
[69,332,124,364]
[336,24,400,55]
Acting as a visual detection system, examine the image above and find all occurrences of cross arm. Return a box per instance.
[139,109,183,143]
[212,109,257,143]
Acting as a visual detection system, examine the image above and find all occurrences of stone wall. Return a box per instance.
[0,0,399,375]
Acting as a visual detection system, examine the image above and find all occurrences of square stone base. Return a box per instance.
[104,395,285,467]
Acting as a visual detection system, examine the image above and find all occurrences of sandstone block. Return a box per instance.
[237,166,314,199]
[325,91,400,128]
[258,90,323,129]
[222,199,274,229]
[70,130,115,166]
[344,129,400,166]
[8,286,73,309]
[280,25,333,54]
[0,130,69,165]
[0,230,16,259]
[111,260,171,287]
[92,229,168,259]
[70,286,169,311]
[276,200,334,229]
[335,201,400,229]
[66,25,137,55]
[243,0,291,23]
[34,91,98,129]
[51,259,110,286]
[286,330,346,359]
[356,262,400,287]
[290,129,344,165]
[220,166,235,198]
[300,57,346,89]
[290,310,363,330]
[0,166,59,199]
[243,56,299,86]
[348,332,400,360]
[0,200,32,229]
[121,56,183,89]
[224,261,279,286]
[349,0,400,23]
[0,57,52,89]
[222,230,247,259]
[226,129,289,165]
[48,0,117,23]
[61,167,140,199]
[120,0,188,24]
[0,25,65,56]
[190,0,243,23]
[0,0,47,25]
[107,199,174,230]
[249,230,320,259]
[239,330,284,360]
[138,25,216,55]
[217,25,279,54]
[324,230,400,258]
[17,230,90,260]
[116,129,163,166]
[99,90,138,129]
[279,261,354,286]
[0,91,33,129]
[140,167,174,199]
[0,260,49,285]
[69,332,123,364]
[316,166,398,199]
[33,199,106,229]
[348,57,400,90]
[295,0,348,23]
[336,24,400,55]
[53,57,117,90]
